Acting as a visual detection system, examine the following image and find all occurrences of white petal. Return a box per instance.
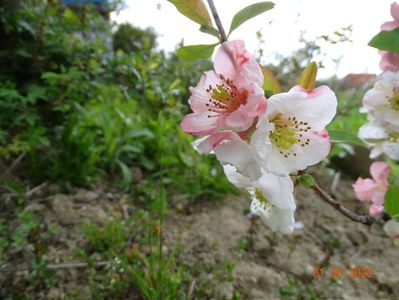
[373,108,399,126]
[382,140,399,160]
[358,123,389,142]
[256,172,296,210]
[249,193,295,234]
[383,220,399,238]
[252,128,330,175]
[362,88,390,109]
[269,86,337,131]
[214,139,262,181]
[222,165,251,188]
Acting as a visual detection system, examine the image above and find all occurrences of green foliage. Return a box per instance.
[228,1,274,36]
[0,0,233,200]
[261,65,282,96]
[384,186,399,218]
[168,0,213,27]
[328,130,365,147]
[297,174,315,188]
[113,23,157,55]
[369,28,399,52]
[177,43,217,61]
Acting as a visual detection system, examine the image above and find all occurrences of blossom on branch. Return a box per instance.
[353,161,391,217]
[250,85,337,175]
[180,40,266,137]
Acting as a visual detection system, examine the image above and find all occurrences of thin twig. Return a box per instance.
[0,152,25,182]
[0,260,111,273]
[312,181,375,226]
[206,0,227,42]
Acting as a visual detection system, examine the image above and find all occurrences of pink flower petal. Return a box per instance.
[381,20,399,31]
[379,51,399,72]
[180,112,219,135]
[369,204,384,217]
[370,161,391,185]
[353,178,376,202]
[391,2,399,22]
[192,131,240,154]
[214,40,263,87]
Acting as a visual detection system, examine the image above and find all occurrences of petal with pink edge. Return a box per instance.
[353,178,375,202]
[192,131,239,154]
[180,112,219,135]
[214,40,263,87]
[370,161,391,185]
[369,204,384,217]
[188,71,222,113]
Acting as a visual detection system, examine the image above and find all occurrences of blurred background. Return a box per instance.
[0,0,398,299]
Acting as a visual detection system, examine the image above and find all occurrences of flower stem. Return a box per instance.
[207,0,228,43]
[312,181,375,226]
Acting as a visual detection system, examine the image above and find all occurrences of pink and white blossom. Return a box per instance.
[214,135,296,234]
[180,40,266,136]
[353,161,391,217]
[250,85,337,175]
[358,122,399,160]
[361,71,399,127]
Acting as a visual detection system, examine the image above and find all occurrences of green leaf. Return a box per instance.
[177,44,217,62]
[328,130,365,147]
[260,66,282,95]
[228,2,274,35]
[168,0,213,27]
[368,28,399,52]
[199,25,220,38]
[298,174,315,188]
[116,160,132,188]
[385,186,399,217]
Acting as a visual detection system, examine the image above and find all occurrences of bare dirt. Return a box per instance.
[3,171,399,299]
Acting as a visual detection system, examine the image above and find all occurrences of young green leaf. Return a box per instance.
[199,25,220,38]
[228,2,274,35]
[176,44,217,62]
[260,65,282,95]
[328,130,366,147]
[298,174,315,188]
[368,28,399,53]
[168,0,213,27]
[298,62,317,90]
[385,186,399,217]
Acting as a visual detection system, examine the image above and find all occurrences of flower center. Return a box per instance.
[269,113,311,157]
[205,74,248,117]
[390,91,399,110]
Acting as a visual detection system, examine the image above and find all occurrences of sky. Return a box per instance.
[111,0,395,78]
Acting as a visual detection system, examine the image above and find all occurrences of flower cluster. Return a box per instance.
[353,161,391,217]
[358,72,399,160]
[181,40,337,234]
[354,2,399,239]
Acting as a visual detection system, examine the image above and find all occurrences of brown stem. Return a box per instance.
[206,0,227,42]
[312,181,375,226]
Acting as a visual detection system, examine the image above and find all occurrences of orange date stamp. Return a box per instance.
[312,266,374,280]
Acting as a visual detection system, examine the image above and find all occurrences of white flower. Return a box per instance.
[218,138,297,234]
[358,122,399,160]
[249,186,295,234]
[361,71,399,127]
[250,85,337,175]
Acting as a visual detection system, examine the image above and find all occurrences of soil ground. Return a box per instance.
[2,171,398,299]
